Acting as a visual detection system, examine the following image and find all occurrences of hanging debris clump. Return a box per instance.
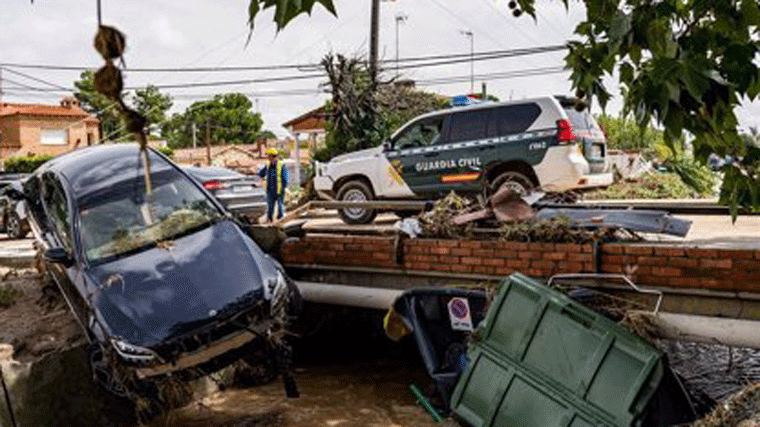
[92,24,152,193]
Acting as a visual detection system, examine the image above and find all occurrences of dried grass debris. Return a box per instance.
[417,192,476,239]
[692,382,760,427]
[498,216,616,244]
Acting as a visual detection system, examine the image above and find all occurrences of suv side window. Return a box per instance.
[393,117,444,150]
[488,103,541,136]
[448,109,490,143]
[42,175,73,251]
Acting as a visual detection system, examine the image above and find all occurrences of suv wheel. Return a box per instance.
[492,171,535,196]
[336,181,377,224]
[6,212,28,239]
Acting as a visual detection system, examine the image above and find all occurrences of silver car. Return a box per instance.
[183,166,266,218]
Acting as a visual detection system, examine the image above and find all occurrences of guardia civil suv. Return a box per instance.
[314,96,612,224]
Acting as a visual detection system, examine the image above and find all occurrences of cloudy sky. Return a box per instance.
[2,0,759,138]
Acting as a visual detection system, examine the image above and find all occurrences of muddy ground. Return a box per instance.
[0,267,84,363]
[0,270,446,427]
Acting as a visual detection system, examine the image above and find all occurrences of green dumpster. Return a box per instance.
[450,273,668,427]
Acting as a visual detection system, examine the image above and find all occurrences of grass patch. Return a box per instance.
[0,284,22,309]
[583,172,714,200]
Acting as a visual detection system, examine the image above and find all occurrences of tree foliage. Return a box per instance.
[247,0,337,31]
[316,54,380,161]
[162,93,264,148]
[74,72,174,142]
[73,71,125,141]
[132,85,173,135]
[596,114,665,152]
[315,54,448,161]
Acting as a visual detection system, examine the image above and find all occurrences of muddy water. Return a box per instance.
[145,305,447,427]
[147,361,443,427]
[662,340,760,402]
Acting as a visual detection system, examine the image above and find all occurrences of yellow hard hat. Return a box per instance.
[265,148,278,155]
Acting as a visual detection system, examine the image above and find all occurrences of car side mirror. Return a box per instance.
[382,140,392,152]
[44,247,74,267]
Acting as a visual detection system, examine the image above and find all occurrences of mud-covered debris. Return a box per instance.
[692,383,760,427]
[498,216,617,243]
[417,191,475,239]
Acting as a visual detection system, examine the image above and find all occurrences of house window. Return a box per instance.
[41,129,68,146]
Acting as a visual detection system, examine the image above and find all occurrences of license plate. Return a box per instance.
[232,185,254,192]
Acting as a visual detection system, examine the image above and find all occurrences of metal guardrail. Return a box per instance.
[547,273,664,315]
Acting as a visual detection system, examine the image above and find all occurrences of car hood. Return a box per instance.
[87,219,279,347]
[328,146,382,164]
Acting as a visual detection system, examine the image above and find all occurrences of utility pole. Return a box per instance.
[205,120,211,166]
[460,30,474,94]
[369,0,380,87]
[395,13,407,78]
[192,122,197,149]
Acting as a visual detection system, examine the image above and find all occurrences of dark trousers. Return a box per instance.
[266,192,285,220]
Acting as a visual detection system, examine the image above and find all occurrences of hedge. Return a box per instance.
[4,154,55,173]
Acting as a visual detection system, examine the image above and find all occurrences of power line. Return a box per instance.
[0,45,565,73]
[3,66,568,99]
[0,67,69,90]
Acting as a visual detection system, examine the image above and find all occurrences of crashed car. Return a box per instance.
[15,144,300,398]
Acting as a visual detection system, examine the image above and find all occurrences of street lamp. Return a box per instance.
[460,30,474,94]
[395,13,407,78]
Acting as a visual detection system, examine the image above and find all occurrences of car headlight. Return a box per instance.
[267,271,288,315]
[110,338,158,362]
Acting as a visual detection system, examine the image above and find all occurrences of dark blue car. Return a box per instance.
[18,144,300,398]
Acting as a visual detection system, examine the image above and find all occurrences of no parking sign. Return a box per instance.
[448,297,474,331]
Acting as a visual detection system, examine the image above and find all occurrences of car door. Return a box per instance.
[40,173,90,326]
[436,108,491,194]
[385,115,448,196]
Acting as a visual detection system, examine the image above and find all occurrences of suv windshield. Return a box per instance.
[78,168,222,263]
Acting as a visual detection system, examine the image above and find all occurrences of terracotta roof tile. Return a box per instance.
[0,102,91,119]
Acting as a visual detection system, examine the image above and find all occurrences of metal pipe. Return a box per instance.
[635,311,760,349]
[294,281,402,310]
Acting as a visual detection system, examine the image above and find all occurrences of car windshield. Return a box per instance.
[78,167,223,263]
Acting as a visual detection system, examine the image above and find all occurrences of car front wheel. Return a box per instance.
[336,180,377,224]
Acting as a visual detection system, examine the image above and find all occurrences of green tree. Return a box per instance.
[596,114,665,152]
[376,84,449,140]
[73,70,125,141]
[246,0,760,215]
[316,54,380,161]
[132,85,173,136]
[163,93,263,148]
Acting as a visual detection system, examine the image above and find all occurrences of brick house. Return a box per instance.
[0,96,100,160]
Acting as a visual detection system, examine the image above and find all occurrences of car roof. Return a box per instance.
[389,95,565,139]
[37,144,176,199]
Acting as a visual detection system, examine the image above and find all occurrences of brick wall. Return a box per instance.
[280,235,760,293]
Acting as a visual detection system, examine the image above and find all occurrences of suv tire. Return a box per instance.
[6,212,28,239]
[336,180,377,224]
[491,171,535,196]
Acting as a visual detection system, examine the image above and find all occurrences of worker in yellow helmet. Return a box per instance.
[258,148,289,222]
